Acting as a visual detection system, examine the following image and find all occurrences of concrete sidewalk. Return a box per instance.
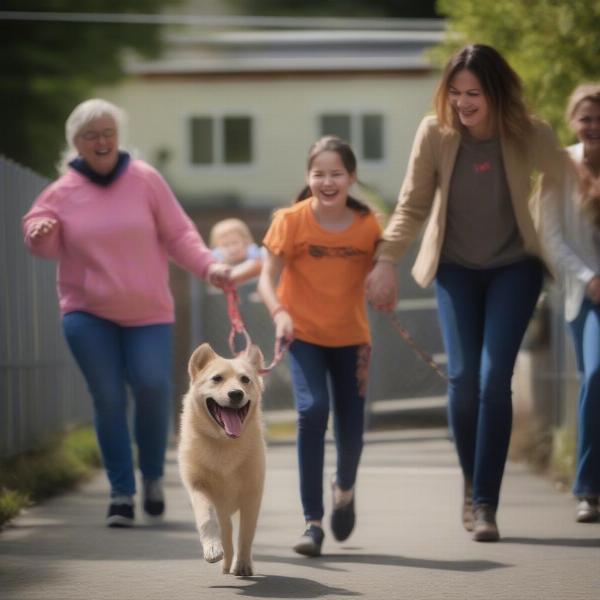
[1,427,599,600]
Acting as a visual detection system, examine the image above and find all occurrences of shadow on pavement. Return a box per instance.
[502,536,600,548]
[0,522,203,561]
[211,574,359,598]
[254,552,508,573]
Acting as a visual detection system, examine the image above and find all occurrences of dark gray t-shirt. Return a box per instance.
[441,134,527,269]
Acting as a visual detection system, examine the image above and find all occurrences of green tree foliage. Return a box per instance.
[228,0,439,19]
[434,0,600,143]
[0,1,182,176]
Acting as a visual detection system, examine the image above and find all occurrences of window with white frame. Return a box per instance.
[319,113,384,161]
[189,115,253,166]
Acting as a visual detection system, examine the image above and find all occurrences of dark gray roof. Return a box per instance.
[126,28,444,75]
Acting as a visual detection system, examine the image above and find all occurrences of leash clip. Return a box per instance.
[224,284,289,374]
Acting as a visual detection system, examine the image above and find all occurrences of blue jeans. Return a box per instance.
[288,339,370,522]
[63,311,173,497]
[569,298,600,498]
[435,258,543,507]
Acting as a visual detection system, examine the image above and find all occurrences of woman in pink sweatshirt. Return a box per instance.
[23,98,230,527]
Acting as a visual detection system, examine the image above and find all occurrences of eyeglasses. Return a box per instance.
[79,128,117,141]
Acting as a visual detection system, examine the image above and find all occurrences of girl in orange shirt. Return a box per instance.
[258,136,381,556]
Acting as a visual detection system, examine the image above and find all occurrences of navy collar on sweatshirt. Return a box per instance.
[69,151,131,186]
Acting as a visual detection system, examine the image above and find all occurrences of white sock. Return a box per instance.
[143,478,164,502]
[111,495,134,506]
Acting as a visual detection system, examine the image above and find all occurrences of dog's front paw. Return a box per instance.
[202,540,224,563]
[231,559,253,576]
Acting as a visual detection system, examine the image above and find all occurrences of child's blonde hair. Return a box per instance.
[209,218,255,248]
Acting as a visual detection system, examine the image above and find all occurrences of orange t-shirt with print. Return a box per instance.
[263,198,381,347]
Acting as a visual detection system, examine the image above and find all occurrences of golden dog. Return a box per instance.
[178,343,266,576]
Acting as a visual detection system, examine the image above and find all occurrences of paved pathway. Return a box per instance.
[1,427,599,599]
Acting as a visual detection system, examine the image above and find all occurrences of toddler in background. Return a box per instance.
[210,218,264,284]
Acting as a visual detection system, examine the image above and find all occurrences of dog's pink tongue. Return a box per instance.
[219,407,243,438]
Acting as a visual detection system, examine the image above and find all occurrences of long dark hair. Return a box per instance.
[434,44,532,140]
[295,136,371,215]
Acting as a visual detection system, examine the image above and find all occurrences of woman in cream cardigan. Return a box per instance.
[366,44,566,541]
[542,83,600,524]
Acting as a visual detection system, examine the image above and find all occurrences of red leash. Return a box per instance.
[387,312,448,381]
[225,285,251,354]
[259,336,291,375]
[224,285,290,375]
[225,286,443,380]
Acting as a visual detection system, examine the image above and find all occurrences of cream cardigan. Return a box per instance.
[377,115,566,287]
[541,144,600,322]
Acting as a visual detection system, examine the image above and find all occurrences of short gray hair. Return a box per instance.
[57,98,127,175]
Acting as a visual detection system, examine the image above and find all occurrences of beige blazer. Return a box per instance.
[377,115,566,287]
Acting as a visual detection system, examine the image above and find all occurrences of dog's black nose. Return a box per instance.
[228,389,244,405]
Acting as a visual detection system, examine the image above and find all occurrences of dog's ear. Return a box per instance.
[244,344,264,371]
[188,343,217,380]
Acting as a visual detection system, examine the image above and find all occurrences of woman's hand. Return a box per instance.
[366,260,398,312]
[206,262,232,289]
[29,218,58,240]
[586,275,600,304]
[273,308,294,342]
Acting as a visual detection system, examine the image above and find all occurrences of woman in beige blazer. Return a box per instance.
[366,44,566,542]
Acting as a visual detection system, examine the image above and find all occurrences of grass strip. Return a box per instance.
[550,426,576,490]
[0,426,100,529]
[0,419,297,529]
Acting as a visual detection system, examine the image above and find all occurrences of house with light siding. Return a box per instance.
[99,22,448,408]
[101,24,444,210]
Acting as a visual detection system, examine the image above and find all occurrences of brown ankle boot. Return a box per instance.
[473,504,499,542]
[462,479,474,532]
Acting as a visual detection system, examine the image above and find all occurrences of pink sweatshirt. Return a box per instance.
[23,160,214,326]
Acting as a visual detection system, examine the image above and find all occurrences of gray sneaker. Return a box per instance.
[576,497,599,523]
[293,524,324,557]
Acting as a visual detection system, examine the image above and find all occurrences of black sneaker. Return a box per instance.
[293,524,324,557]
[330,478,355,542]
[143,479,165,518]
[106,500,134,528]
